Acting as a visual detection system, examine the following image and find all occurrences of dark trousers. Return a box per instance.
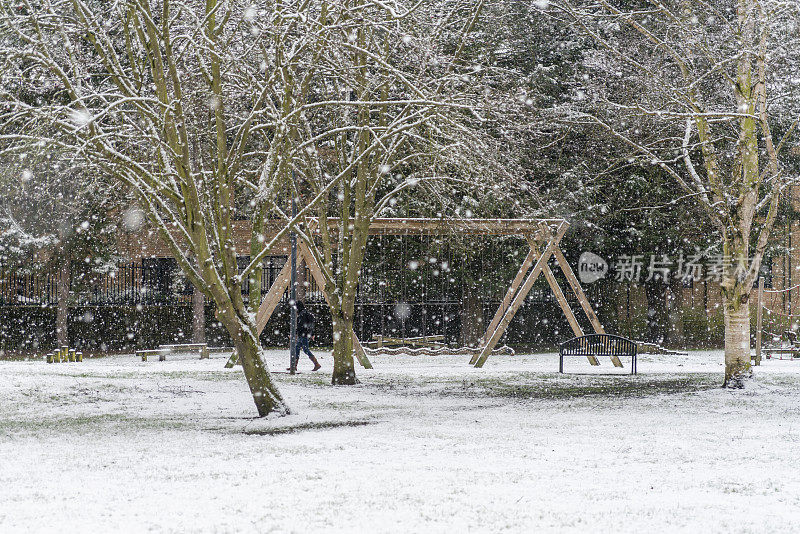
[291,336,315,368]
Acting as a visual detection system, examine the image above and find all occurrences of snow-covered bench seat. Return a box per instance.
[159,344,210,359]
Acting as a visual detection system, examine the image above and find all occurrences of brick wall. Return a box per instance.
[116,219,292,261]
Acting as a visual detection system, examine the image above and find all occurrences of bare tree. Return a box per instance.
[553,0,800,386]
[0,0,319,415]
[0,0,502,410]
[263,0,496,384]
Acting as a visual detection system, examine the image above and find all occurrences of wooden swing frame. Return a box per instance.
[252,218,621,369]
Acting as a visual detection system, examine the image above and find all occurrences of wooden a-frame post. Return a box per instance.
[248,218,613,371]
[470,246,539,363]
[473,221,621,368]
[226,244,372,369]
[224,259,293,368]
[296,242,372,369]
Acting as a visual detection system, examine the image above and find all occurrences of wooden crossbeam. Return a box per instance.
[307,217,565,236]
[297,242,373,369]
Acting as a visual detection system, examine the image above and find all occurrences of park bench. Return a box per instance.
[559,334,638,375]
[138,343,218,361]
[159,343,210,359]
[137,349,167,362]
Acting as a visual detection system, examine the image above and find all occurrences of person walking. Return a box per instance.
[289,301,321,372]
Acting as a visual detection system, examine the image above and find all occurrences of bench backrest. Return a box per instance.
[560,334,637,356]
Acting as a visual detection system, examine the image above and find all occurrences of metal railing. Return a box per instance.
[0,258,294,307]
[1,254,602,309]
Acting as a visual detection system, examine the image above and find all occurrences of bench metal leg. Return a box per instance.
[559,354,563,373]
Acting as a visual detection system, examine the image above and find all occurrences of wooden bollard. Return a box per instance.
[68,349,76,362]
[46,353,54,364]
[61,346,69,363]
[76,352,83,362]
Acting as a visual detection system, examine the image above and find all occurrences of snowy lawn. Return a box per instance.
[1,350,799,533]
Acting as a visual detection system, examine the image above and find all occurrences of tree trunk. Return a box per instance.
[331,312,357,385]
[192,287,205,344]
[723,297,751,388]
[461,288,483,347]
[667,278,685,348]
[644,281,669,345]
[56,259,70,348]
[222,311,289,416]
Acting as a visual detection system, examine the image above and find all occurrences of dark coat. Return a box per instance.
[297,303,314,339]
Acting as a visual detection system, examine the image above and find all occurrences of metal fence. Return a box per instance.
[0,266,59,306]
[0,257,294,307]
[0,252,601,310]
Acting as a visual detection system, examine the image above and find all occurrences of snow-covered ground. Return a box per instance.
[1,349,799,533]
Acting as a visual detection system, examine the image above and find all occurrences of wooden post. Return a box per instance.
[225,259,293,368]
[525,239,601,366]
[755,277,764,366]
[469,247,538,365]
[473,241,557,368]
[255,259,293,335]
[550,247,620,367]
[541,263,600,366]
[479,248,538,347]
[298,243,372,369]
[552,248,606,335]
[474,222,572,368]
[542,264,582,335]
